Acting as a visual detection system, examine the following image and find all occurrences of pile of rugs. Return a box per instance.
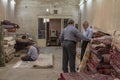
[58,72,114,80]
[92,31,110,38]
[1,20,20,29]
[88,31,120,79]
[110,47,120,79]
[88,35,113,75]
[4,36,16,63]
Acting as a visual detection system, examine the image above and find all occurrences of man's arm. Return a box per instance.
[27,48,31,57]
[75,29,90,41]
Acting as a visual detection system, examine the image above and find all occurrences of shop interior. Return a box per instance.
[1,0,120,80]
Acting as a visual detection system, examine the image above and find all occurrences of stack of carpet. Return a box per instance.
[1,20,20,29]
[110,48,120,79]
[58,72,114,80]
[58,72,92,80]
[88,36,112,75]
[4,36,16,63]
[93,31,110,38]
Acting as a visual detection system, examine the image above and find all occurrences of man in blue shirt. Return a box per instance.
[21,43,38,61]
[60,19,90,73]
[81,21,93,61]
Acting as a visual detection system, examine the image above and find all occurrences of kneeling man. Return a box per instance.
[21,43,38,61]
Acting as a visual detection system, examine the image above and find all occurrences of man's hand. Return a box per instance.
[22,54,30,58]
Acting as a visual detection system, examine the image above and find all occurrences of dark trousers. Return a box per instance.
[21,56,34,61]
[80,41,89,61]
[62,41,76,73]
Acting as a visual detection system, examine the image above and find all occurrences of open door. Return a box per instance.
[37,18,46,47]
[37,17,70,47]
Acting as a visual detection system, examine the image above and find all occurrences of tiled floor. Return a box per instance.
[0,47,62,80]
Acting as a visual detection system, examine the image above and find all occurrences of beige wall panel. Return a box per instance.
[80,0,120,35]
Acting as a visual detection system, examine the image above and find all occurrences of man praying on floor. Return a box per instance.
[21,43,38,61]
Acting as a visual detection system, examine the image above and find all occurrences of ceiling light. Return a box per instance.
[46,8,49,12]
[11,0,16,5]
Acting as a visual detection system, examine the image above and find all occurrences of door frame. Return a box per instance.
[37,15,72,47]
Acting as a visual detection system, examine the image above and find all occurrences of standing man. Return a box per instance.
[80,21,93,61]
[60,19,90,73]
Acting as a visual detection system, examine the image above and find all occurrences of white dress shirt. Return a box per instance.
[83,27,93,40]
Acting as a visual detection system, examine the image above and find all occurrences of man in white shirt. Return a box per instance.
[81,21,93,61]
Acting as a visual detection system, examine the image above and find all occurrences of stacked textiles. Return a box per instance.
[59,72,93,80]
[3,36,16,63]
[58,72,114,80]
[110,48,120,78]
[4,36,16,47]
[1,20,20,29]
[97,63,112,75]
[88,36,112,75]
[4,47,15,63]
[92,31,110,38]
[89,73,114,80]
[91,36,112,54]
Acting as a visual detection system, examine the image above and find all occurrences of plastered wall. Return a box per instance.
[0,0,6,21]
[80,0,120,35]
[14,0,80,40]
[0,0,15,22]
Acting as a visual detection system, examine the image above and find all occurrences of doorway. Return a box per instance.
[38,18,69,47]
[46,19,61,46]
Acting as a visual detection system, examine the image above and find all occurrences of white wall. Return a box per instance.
[0,0,7,20]
[0,0,15,21]
[14,0,80,40]
[80,0,120,34]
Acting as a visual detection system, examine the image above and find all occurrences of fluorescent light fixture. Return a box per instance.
[46,8,49,12]
[43,18,46,23]
[46,19,49,22]
[2,0,8,3]
[11,0,16,5]
[79,0,88,6]
[79,0,84,6]
[43,18,49,23]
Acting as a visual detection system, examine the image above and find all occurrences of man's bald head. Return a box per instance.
[83,21,89,29]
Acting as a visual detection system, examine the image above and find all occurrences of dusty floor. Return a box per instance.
[0,47,63,80]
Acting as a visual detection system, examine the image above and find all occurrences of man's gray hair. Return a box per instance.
[67,19,74,24]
